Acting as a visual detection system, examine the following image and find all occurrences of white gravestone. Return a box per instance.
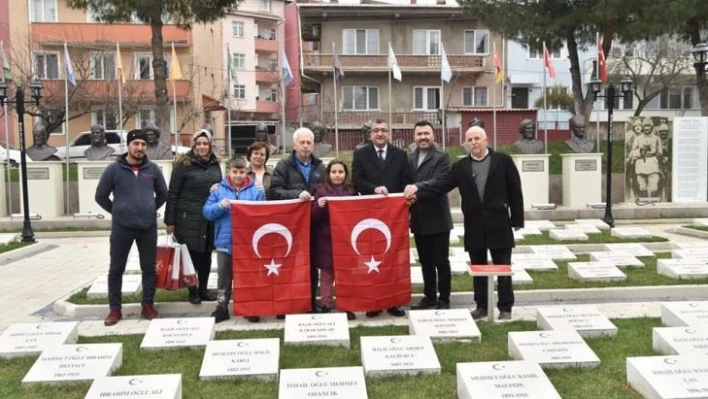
[692,218,708,226]
[514,230,525,241]
[568,261,626,282]
[506,267,533,285]
[450,231,460,244]
[671,248,708,259]
[199,338,280,381]
[657,259,708,280]
[410,249,418,264]
[87,274,143,299]
[588,251,644,268]
[278,366,368,399]
[549,229,589,241]
[207,273,218,290]
[511,254,558,271]
[610,227,652,239]
[536,305,618,337]
[653,327,708,357]
[627,355,708,399]
[408,309,481,342]
[410,267,424,284]
[574,219,610,230]
[85,374,182,399]
[530,245,576,260]
[360,335,441,378]
[661,302,708,327]
[525,220,556,230]
[456,361,562,399]
[140,318,215,350]
[517,227,543,236]
[604,243,654,257]
[674,241,708,249]
[508,330,601,369]
[284,313,350,348]
[450,260,469,274]
[22,343,123,385]
[564,224,602,234]
[0,322,79,359]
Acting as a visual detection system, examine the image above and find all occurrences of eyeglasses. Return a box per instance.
[371,128,389,133]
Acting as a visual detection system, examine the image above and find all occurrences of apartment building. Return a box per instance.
[291,0,503,146]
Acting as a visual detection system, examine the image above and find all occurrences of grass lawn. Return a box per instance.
[0,319,657,398]
[685,225,708,232]
[0,242,26,254]
[67,252,708,305]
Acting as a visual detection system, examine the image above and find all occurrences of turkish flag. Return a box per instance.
[598,34,607,84]
[543,43,556,79]
[328,195,411,312]
[231,199,311,316]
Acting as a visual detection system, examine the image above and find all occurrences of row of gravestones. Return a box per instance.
[1,302,706,398]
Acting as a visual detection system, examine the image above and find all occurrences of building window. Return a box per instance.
[260,0,272,12]
[462,87,488,107]
[529,45,562,59]
[464,30,489,54]
[89,52,116,80]
[266,58,277,71]
[413,30,441,55]
[266,87,278,102]
[414,87,441,110]
[342,86,379,110]
[660,87,693,109]
[34,52,59,79]
[233,84,246,100]
[135,107,174,129]
[233,53,245,70]
[545,86,569,110]
[610,44,636,58]
[134,52,169,80]
[232,21,244,38]
[31,0,57,22]
[92,107,118,130]
[343,29,379,55]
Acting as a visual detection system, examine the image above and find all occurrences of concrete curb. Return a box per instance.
[671,226,708,240]
[35,231,111,239]
[54,284,708,318]
[0,242,55,265]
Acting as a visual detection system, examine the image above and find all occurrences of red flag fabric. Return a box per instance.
[543,43,556,79]
[597,35,607,83]
[328,195,411,312]
[231,199,311,316]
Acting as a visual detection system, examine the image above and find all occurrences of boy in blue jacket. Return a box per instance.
[203,157,265,323]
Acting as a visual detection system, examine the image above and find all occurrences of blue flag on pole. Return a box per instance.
[64,42,76,87]
[281,48,293,86]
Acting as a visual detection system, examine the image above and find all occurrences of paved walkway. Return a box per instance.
[0,223,704,336]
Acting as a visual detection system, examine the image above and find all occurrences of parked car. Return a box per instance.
[0,142,32,168]
[56,130,191,159]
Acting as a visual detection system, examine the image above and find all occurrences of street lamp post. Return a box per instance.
[590,76,633,228]
[0,81,43,243]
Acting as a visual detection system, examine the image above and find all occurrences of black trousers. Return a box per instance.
[468,248,514,312]
[414,231,451,302]
[311,266,319,310]
[108,224,157,310]
[188,248,212,297]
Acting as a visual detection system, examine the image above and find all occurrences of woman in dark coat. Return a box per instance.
[311,160,356,319]
[164,129,222,304]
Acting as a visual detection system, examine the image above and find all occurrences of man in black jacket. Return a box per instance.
[352,118,413,318]
[269,127,326,313]
[404,126,524,321]
[407,121,453,310]
[96,129,168,326]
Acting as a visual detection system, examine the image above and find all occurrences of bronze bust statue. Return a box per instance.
[143,122,172,160]
[565,115,594,153]
[84,124,116,161]
[254,122,278,155]
[27,122,60,161]
[514,119,543,154]
[356,120,372,150]
[311,121,332,158]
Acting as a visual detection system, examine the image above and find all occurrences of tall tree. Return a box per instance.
[66,0,241,142]
[457,0,645,121]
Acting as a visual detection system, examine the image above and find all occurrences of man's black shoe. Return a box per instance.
[211,306,229,323]
[365,310,382,318]
[387,306,406,317]
[410,297,438,310]
[470,308,488,320]
[435,300,450,310]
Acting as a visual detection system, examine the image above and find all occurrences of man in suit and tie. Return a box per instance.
[407,120,453,310]
[404,126,524,320]
[352,118,413,318]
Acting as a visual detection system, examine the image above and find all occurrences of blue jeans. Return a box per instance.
[108,224,157,310]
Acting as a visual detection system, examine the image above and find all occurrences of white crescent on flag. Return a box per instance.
[350,218,392,255]
[251,223,293,258]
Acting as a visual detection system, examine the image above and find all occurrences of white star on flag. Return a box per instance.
[264,259,281,276]
[364,255,381,274]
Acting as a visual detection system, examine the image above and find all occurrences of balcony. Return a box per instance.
[31,23,191,47]
[256,101,280,114]
[255,38,279,53]
[255,69,281,84]
[303,53,485,72]
[323,111,439,126]
[38,79,192,101]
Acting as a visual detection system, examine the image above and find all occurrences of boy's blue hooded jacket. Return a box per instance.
[203,176,265,253]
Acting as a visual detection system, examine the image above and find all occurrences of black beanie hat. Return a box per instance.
[127,129,148,145]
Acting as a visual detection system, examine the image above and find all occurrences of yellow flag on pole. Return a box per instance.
[169,42,182,82]
[115,42,126,84]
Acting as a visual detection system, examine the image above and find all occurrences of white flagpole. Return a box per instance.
[441,78,446,151]
[64,42,70,215]
[388,42,393,128]
[227,52,233,157]
[333,42,339,158]
[595,33,601,153]
[118,77,124,153]
[543,42,548,154]
[1,40,10,213]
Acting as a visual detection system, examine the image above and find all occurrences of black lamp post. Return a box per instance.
[692,42,708,74]
[589,76,633,228]
[0,81,43,243]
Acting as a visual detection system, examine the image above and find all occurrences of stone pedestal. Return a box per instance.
[20,161,64,218]
[511,154,550,208]
[76,161,112,219]
[561,153,602,208]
